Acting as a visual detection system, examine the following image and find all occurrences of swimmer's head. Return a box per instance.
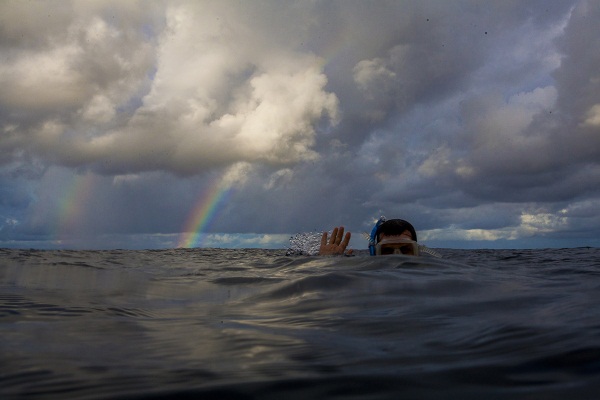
[368,218,418,256]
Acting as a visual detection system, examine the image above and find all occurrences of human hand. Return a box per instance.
[319,226,352,256]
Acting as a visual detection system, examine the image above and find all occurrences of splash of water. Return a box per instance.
[286,231,324,256]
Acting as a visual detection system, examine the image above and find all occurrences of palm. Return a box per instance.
[319,226,351,255]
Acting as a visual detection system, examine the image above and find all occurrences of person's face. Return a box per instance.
[376,230,418,256]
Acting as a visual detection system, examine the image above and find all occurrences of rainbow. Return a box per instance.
[55,172,95,240]
[177,179,234,248]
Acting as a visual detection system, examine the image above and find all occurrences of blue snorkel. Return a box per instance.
[368,216,386,256]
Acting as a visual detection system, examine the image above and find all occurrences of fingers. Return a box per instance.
[327,227,349,244]
[319,226,351,256]
[341,231,351,248]
[330,227,339,244]
[321,231,328,247]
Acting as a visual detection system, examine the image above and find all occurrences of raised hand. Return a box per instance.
[319,226,352,256]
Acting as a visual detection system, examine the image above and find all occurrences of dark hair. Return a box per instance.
[375,219,417,242]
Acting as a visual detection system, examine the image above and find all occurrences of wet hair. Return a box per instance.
[375,219,417,242]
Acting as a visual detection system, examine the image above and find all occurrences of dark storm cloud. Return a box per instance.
[451,1,600,204]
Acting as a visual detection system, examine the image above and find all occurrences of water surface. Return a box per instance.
[2,247,600,399]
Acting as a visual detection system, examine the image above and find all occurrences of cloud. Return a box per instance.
[2,0,600,249]
[582,104,600,127]
[203,233,290,248]
[0,1,339,177]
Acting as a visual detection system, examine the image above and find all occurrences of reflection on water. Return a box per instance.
[1,247,600,399]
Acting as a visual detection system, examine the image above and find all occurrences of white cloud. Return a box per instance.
[353,57,396,98]
[81,95,116,123]
[221,163,253,187]
[112,174,142,185]
[421,210,569,242]
[202,233,290,248]
[264,169,294,190]
[0,43,85,110]
[421,227,517,242]
[519,212,568,236]
[0,1,338,176]
[582,104,600,127]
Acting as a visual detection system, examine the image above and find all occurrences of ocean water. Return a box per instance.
[1,247,600,399]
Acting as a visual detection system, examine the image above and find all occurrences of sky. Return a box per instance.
[1,0,600,250]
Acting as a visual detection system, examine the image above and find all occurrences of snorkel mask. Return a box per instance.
[375,237,420,256]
